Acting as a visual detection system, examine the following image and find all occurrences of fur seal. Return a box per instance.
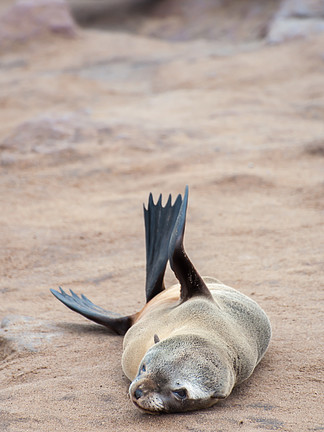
[51,186,271,414]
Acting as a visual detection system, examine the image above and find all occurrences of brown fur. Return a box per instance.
[123,277,271,413]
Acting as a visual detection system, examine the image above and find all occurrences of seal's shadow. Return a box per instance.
[55,321,119,336]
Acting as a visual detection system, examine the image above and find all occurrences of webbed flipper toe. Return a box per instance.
[50,287,133,335]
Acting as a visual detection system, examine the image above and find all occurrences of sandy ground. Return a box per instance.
[0,3,324,431]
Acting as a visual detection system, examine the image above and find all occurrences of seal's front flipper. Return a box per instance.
[144,191,182,303]
[169,186,212,302]
[50,287,133,335]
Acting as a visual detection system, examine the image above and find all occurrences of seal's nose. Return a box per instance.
[134,388,143,400]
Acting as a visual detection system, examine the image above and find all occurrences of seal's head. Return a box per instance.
[129,334,235,414]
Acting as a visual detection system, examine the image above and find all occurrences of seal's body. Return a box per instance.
[123,279,271,412]
[123,279,270,383]
[51,187,271,413]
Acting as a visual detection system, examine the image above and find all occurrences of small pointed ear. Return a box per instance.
[154,334,160,344]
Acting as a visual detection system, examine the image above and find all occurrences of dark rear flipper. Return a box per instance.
[168,186,213,302]
[50,189,185,332]
[144,191,183,302]
[50,186,209,332]
[50,287,133,335]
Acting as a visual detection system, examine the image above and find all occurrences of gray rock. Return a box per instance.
[0,315,61,359]
[275,0,324,18]
[0,112,111,155]
[267,0,324,43]
[0,0,78,48]
[268,17,324,42]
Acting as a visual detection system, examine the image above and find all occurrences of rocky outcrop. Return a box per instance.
[0,315,61,360]
[268,0,324,42]
[0,112,110,155]
[0,0,77,49]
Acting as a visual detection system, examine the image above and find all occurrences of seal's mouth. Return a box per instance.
[132,399,162,415]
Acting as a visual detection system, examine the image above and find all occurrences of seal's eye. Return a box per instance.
[172,389,187,400]
[140,364,146,373]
